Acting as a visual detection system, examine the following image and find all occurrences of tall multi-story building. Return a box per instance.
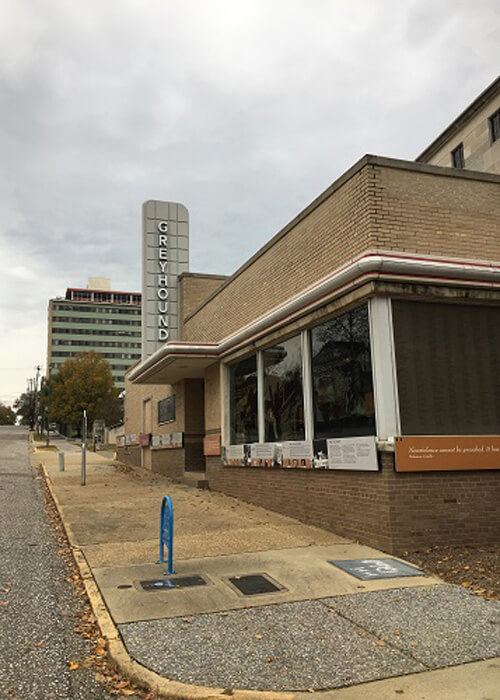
[47,278,142,388]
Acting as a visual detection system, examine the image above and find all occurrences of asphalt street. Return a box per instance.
[0,426,111,699]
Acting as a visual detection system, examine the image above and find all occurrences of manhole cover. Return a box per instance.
[140,575,207,591]
[228,574,283,596]
[329,558,424,580]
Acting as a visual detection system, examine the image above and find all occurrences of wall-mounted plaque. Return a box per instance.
[139,433,151,447]
[395,436,500,471]
[327,436,378,471]
[203,434,221,456]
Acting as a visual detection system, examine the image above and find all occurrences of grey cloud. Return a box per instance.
[0,0,498,402]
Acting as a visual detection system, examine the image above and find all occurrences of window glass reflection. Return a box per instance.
[229,355,258,444]
[263,335,304,441]
[311,304,375,438]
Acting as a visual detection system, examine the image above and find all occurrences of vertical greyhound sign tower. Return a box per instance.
[142,201,189,359]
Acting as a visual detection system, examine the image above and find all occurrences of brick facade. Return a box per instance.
[183,158,500,344]
[206,453,500,554]
[119,374,205,477]
[126,154,500,553]
[179,273,228,329]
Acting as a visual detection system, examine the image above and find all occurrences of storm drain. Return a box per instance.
[228,573,284,596]
[140,575,207,592]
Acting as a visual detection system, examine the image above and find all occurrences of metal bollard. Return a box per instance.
[159,495,174,574]
[58,452,65,471]
[81,410,87,487]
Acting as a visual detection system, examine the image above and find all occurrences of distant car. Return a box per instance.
[49,423,58,432]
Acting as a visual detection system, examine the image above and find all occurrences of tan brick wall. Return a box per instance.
[206,453,500,553]
[123,374,185,435]
[204,363,221,433]
[422,93,500,174]
[183,165,378,342]
[183,161,500,345]
[179,274,228,333]
[371,165,500,260]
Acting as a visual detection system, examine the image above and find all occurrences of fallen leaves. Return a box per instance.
[265,656,275,663]
[375,640,386,647]
[404,544,499,600]
[35,464,156,699]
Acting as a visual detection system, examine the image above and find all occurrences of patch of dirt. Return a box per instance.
[404,544,500,600]
[37,463,158,698]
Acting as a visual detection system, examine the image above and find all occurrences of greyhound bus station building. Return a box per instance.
[118,82,500,554]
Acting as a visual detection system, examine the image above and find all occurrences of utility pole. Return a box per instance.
[28,378,35,430]
[46,365,52,447]
[33,365,41,436]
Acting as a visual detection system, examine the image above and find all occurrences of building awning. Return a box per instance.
[129,252,500,385]
[128,343,219,384]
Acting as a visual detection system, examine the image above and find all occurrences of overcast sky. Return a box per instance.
[0,0,498,405]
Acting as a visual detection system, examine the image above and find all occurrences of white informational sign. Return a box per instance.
[282,440,313,468]
[225,445,245,460]
[327,436,379,471]
[250,443,276,467]
[142,200,189,359]
[250,443,275,459]
[223,444,246,467]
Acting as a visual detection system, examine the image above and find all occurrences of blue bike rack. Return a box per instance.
[159,495,175,574]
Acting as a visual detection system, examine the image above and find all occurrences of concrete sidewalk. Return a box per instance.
[33,446,500,699]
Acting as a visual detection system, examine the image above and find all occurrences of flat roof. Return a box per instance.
[65,287,142,296]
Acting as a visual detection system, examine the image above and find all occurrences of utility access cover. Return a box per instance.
[140,575,207,592]
[228,573,283,596]
[329,558,424,580]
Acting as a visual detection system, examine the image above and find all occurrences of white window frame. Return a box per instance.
[222,298,400,447]
[368,296,401,441]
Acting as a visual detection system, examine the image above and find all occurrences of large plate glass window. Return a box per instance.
[311,304,375,438]
[263,335,305,441]
[229,355,258,444]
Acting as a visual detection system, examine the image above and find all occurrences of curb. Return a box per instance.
[39,461,294,700]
